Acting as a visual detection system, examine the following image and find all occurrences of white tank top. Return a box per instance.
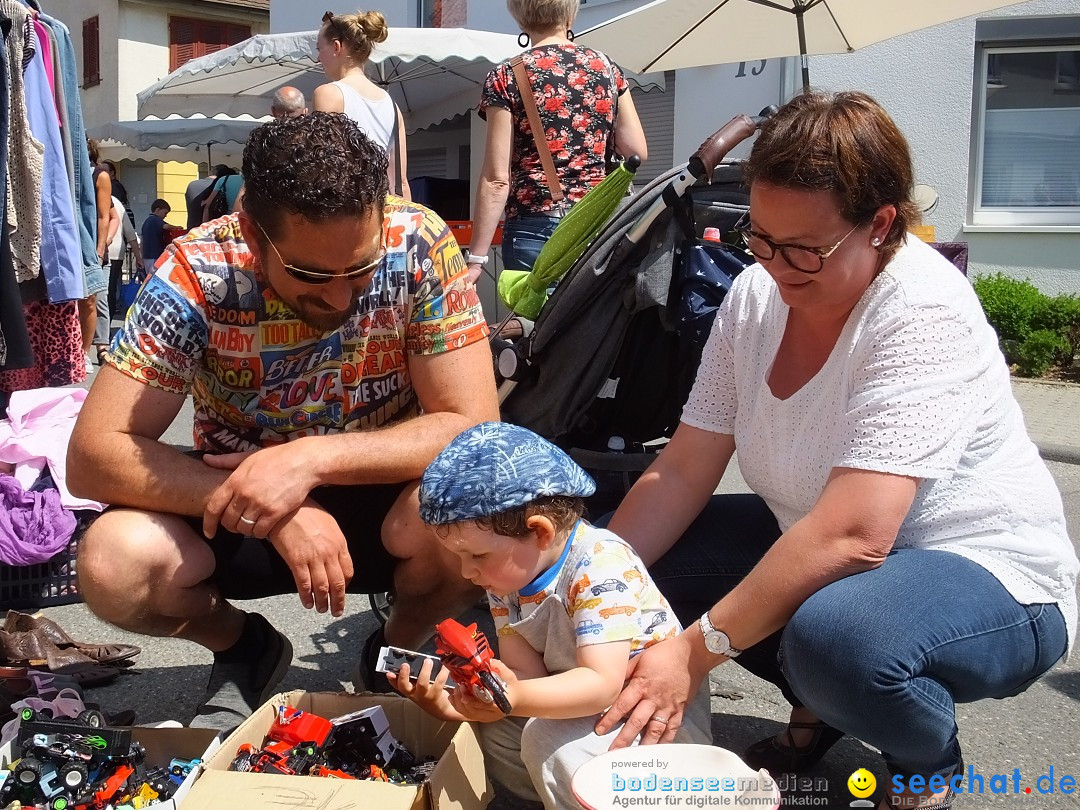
[332,80,396,150]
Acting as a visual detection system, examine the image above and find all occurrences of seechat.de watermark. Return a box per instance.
[888,765,1078,800]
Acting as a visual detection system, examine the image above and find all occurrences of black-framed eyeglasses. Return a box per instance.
[733,212,861,274]
[254,220,385,285]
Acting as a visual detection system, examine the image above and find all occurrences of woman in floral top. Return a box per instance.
[465,0,648,318]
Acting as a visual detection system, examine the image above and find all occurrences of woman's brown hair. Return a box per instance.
[743,91,920,256]
[321,9,389,64]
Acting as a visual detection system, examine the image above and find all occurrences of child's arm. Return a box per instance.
[497,632,550,680]
[510,640,632,719]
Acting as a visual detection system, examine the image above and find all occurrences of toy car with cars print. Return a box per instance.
[590,578,628,596]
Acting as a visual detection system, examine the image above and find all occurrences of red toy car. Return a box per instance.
[434,619,512,714]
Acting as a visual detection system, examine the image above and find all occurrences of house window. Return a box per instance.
[169,16,251,72]
[417,0,465,27]
[972,44,1080,227]
[82,16,100,88]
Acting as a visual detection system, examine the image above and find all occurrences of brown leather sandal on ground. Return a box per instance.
[742,720,845,774]
[4,611,140,665]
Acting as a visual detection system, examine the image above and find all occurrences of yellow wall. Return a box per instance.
[156,161,199,219]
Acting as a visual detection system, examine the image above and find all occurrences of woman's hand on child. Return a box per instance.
[595,633,700,748]
[388,659,464,722]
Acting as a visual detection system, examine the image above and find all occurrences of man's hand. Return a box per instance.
[595,634,701,748]
[266,498,353,616]
[202,442,320,539]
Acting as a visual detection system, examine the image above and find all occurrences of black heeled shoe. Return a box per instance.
[742,720,845,774]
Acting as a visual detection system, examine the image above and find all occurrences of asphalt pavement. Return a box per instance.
[21,374,1080,809]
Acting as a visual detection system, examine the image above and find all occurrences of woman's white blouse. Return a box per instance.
[682,236,1078,650]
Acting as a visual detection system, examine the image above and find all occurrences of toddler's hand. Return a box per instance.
[388,659,462,722]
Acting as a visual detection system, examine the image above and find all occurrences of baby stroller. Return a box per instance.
[495,111,774,514]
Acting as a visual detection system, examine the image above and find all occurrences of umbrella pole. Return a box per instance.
[207,142,214,169]
[796,3,810,92]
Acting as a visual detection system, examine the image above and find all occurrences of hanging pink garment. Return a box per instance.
[0,386,105,511]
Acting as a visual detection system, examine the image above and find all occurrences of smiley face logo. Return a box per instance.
[848,768,877,799]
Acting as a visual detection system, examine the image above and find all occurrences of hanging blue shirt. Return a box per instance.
[24,21,82,301]
[35,12,99,285]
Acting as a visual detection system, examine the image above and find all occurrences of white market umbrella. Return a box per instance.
[136,29,523,133]
[579,0,1036,91]
[88,117,262,166]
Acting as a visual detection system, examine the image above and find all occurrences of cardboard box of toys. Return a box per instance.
[126,726,222,810]
[183,691,492,810]
[0,721,220,810]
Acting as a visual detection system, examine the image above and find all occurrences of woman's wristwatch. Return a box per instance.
[465,252,489,266]
[699,612,742,658]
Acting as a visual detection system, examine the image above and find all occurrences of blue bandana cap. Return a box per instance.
[419,422,596,525]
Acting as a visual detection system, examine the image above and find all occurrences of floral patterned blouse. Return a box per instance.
[480,44,628,220]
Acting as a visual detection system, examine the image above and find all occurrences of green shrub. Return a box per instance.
[971,273,1043,344]
[1037,294,1080,357]
[1016,329,1071,377]
[973,274,1080,377]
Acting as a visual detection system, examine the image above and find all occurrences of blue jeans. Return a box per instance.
[501,214,561,272]
[647,494,1068,779]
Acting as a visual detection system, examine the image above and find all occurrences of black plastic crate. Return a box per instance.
[0,535,82,609]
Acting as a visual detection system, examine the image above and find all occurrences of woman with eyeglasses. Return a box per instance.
[595,91,1076,808]
[313,9,410,199]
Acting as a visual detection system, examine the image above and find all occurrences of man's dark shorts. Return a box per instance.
[82,481,405,600]
[184,483,406,600]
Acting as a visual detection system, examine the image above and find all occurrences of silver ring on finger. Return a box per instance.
[238,515,257,527]
[651,716,668,724]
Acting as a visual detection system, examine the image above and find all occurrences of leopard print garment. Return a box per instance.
[0,300,85,391]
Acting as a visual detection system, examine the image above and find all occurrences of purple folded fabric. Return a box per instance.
[0,473,77,565]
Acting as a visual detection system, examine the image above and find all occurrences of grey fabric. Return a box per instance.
[500,163,747,443]
[478,537,712,808]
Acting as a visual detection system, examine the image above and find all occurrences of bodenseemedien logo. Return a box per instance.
[848,768,876,808]
[572,746,783,808]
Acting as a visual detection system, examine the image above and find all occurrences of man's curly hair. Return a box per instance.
[242,111,389,237]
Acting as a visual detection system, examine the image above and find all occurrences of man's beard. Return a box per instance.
[281,290,360,331]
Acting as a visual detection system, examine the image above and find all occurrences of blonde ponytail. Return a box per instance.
[326,9,389,63]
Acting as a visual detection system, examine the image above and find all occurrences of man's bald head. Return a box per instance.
[271,86,309,119]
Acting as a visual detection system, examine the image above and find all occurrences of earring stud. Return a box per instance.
[871,237,882,247]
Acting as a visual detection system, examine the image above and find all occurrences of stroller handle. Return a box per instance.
[689,115,758,184]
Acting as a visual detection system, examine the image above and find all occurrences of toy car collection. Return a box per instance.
[0,713,181,810]
[224,705,434,786]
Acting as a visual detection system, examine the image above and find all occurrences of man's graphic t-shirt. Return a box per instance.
[109,197,488,452]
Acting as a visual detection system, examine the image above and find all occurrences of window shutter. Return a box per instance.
[82,16,100,88]
[170,17,251,70]
[169,17,197,71]
[629,72,675,186]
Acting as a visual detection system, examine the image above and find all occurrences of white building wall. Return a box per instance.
[808,0,1079,294]
[46,0,269,129]
[272,0,413,33]
[46,0,121,127]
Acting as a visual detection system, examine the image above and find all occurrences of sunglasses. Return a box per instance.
[734,212,860,274]
[254,220,385,285]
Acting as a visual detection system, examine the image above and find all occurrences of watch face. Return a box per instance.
[704,630,729,655]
